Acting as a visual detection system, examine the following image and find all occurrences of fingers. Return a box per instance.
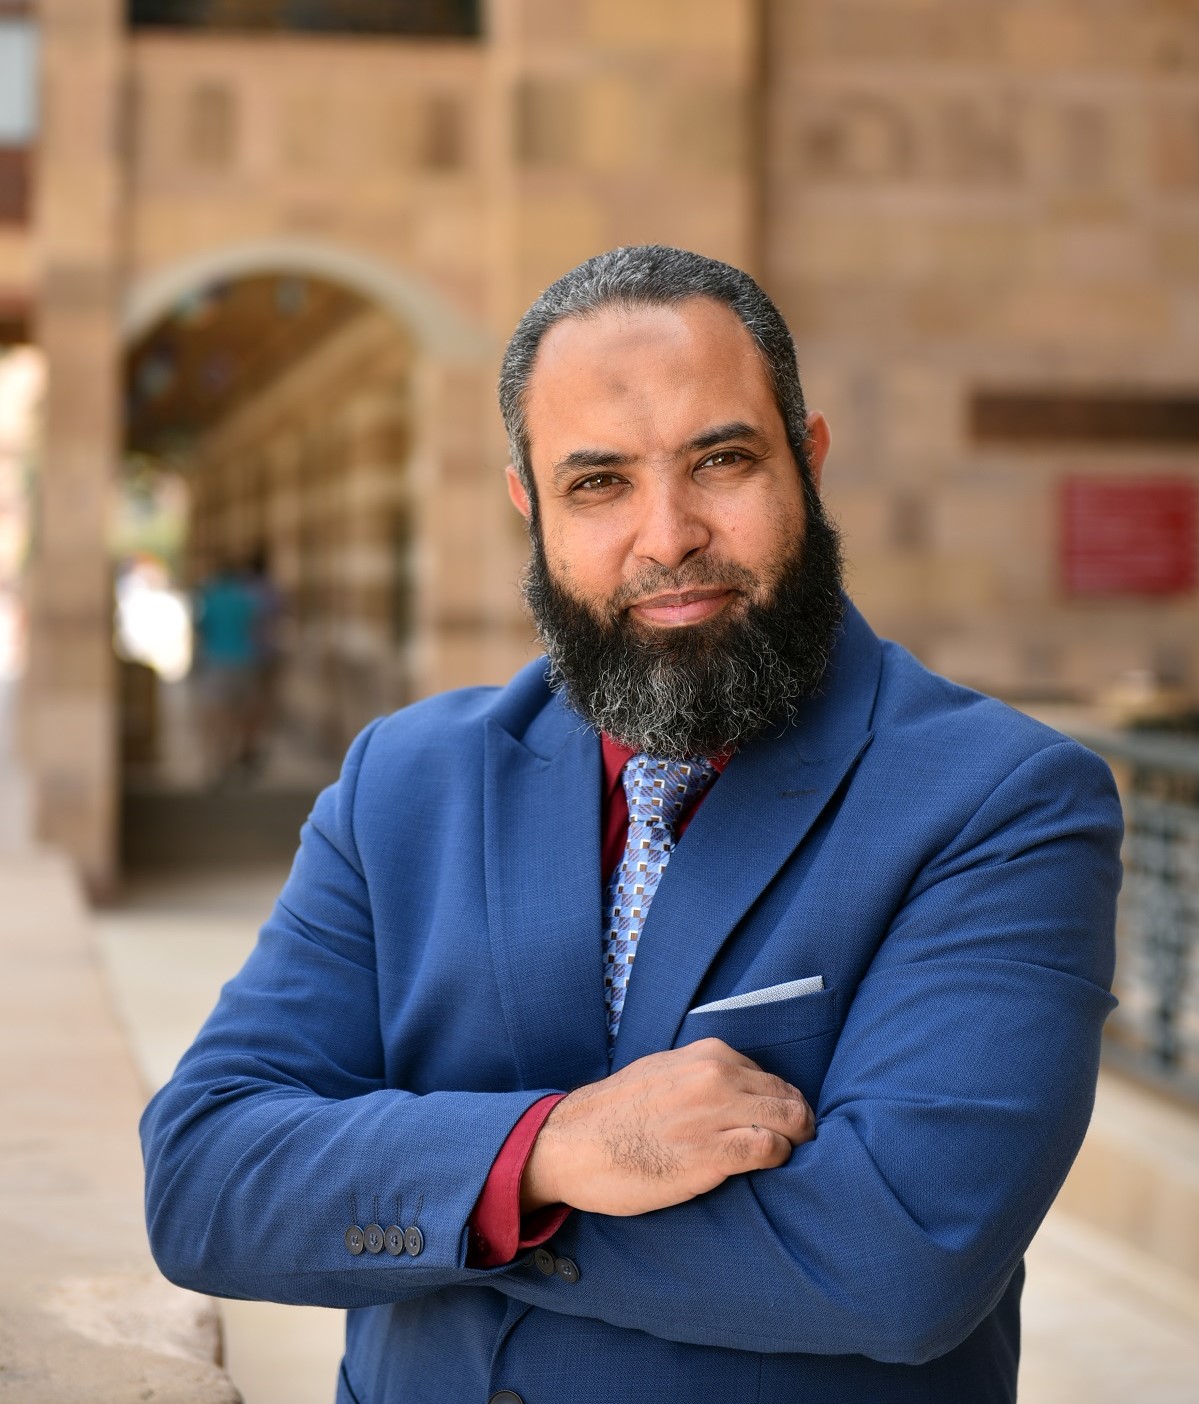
[683,1048,815,1155]
[749,1091,815,1148]
[668,1043,813,1139]
[715,1123,795,1172]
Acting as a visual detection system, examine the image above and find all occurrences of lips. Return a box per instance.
[627,588,736,627]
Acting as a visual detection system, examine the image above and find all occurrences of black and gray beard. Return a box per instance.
[522,495,845,759]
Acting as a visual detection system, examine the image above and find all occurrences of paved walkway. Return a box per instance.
[96,865,1199,1404]
[0,850,238,1402]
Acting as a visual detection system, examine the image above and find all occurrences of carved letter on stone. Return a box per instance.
[801,95,914,181]
[940,96,1023,185]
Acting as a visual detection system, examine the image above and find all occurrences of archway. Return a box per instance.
[123,237,491,360]
[116,244,495,868]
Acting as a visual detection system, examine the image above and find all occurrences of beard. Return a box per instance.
[521,489,846,759]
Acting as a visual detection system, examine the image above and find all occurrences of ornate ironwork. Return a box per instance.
[1076,728,1199,1103]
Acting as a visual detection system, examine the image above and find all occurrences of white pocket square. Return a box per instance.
[690,975,824,1015]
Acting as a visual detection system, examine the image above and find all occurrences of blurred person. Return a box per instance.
[192,557,266,782]
[244,548,286,760]
[142,247,1122,1404]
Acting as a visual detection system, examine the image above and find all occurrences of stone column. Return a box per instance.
[407,353,524,697]
[337,381,414,734]
[24,0,125,894]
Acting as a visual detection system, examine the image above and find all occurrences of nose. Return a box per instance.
[631,477,711,570]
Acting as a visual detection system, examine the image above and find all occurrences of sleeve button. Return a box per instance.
[344,1225,365,1256]
[533,1247,556,1276]
[404,1225,425,1257]
[364,1223,385,1254]
[385,1225,405,1256]
[555,1256,580,1285]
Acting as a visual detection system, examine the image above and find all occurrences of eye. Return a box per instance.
[698,449,751,469]
[571,472,624,493]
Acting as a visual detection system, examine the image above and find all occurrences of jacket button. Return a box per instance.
[533,1247,556,1276]
[364,1223,385,1254]
[555,1256,580,1285]
[385,1225,405,1256]
[404,1225,425,1257]
[489,1393,523,1404]
[344,1226,365,1256]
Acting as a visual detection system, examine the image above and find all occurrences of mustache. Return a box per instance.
[606,557,762,616]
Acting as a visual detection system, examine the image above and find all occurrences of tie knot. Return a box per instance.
[622,754,717,835]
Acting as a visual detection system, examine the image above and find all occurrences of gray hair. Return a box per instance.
[498,245,811,506]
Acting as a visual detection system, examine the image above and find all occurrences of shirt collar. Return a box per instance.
[601,733,730,798]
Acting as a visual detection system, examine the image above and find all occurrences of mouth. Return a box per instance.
[626,588,737,628]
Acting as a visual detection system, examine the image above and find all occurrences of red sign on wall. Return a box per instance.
[1060,477,1198,597]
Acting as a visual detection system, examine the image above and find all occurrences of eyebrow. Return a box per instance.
[683,421,769,454]
[550,420,770,486]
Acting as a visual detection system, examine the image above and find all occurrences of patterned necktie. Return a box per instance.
[603,754,718,1047]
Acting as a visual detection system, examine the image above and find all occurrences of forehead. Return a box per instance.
[522,298,781,464]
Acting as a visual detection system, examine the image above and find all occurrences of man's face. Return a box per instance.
[509,298,818,625]
[506,297,843,757]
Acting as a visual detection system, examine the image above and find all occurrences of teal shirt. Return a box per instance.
[195,576,260,667]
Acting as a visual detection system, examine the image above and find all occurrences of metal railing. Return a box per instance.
[1076,727,1199,1104]
[127,1,481,37]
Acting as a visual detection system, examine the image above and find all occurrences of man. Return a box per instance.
[142,246,1122,1404]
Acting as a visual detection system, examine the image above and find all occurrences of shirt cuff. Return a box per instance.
[467,1093,571,1267]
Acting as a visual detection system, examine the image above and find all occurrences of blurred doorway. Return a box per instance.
[119,270,417,869]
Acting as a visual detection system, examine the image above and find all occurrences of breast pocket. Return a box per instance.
[676,986,840,1097]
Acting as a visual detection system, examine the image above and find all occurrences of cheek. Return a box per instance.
[543,519,626,598]
[717,509,790,564]
[715,495,805,582]
[547,508,634,578]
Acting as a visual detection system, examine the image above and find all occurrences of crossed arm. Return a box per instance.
[141,732,1121,1363]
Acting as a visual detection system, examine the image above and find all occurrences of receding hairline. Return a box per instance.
[517,292,781,432]
[499,245,812,508]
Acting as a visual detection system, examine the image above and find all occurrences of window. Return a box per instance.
[128,1,481,38]
[0,18,37,144]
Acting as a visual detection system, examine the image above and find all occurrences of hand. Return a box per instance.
[520,1038,814,1217]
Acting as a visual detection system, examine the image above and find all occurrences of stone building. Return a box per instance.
[1,0,1196,891]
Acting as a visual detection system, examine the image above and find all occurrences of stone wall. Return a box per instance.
[20,0,1199,882]
[765,0,1199,700]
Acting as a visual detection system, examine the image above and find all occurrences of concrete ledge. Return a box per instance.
[1056,1067,1199,1286]
[0,851,240,1403]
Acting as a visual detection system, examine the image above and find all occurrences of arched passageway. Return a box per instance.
[115,248,508,870]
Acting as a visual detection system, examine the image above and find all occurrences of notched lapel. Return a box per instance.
[611,603,883,1071]
[483,715,610,1091]
[609,730,873,1070]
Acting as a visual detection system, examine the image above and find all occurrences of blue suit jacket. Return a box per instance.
[141,604,1122,1404]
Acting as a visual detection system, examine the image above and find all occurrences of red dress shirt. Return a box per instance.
[467,736,728,1267]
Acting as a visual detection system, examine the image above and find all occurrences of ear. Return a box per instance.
[803,410,831,494]
[505,465,532,520]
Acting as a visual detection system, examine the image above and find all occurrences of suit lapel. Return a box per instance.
[484,709,611,1091]
[611,603,883,1070]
